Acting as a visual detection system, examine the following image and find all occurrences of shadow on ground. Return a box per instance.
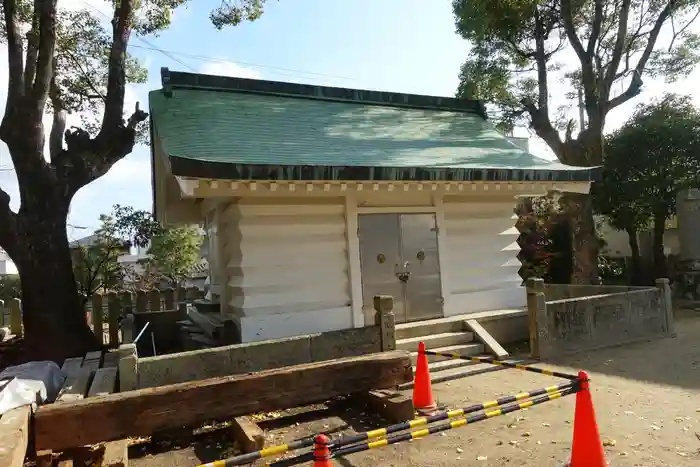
[128,396,390,466]
[530,308,700,391]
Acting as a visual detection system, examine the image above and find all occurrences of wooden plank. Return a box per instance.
[80,358,101,373]
[84,350,103,363]
[34,350,413,451]
[61,357,84,376]
[88,368,118,397]
[57,367,95,403]
[0,405,31,467]
[229,417,265,453]
[102,441,128,467]
[103,351,120,369]
[465,319,509,360]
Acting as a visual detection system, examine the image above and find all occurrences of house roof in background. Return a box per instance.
[69,234,129,249]
[149,69,599,183]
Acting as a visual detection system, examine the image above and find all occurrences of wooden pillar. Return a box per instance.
[106,292,120,347]
[373,295,396,351]
[525,277,545,359]
[656,278,675,337]
[8,298,22,338]
[91,293,104,343]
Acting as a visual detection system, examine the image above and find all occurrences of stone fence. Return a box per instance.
[0,287,205,347]
[526,278,675,360]
[119,295,398,390]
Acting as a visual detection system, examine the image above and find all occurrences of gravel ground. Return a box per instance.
[130,309,700,467]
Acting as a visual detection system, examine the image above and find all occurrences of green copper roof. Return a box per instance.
[149,69,597,182]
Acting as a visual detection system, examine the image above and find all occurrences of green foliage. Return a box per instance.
[0,0,271,140]
[0,274,20,302]
[596,94,700,225]
[453,0,700,138]
[73,205,162,299]
[210,0,269,29]
[147,226,203,287]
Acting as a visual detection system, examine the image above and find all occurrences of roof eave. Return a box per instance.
[167,155,600,183]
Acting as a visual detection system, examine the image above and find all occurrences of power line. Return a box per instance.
[127,44,355,82]
[79,0,355,83]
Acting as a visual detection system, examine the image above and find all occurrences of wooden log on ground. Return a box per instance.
[229,416,265,453]
[34,350,412,451]
[0,405,31,467]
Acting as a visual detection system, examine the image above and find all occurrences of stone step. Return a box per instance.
[396,331,475,352]
[409,342,484,366]
[395,317,466,340]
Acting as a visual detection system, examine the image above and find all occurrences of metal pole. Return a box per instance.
[198,381,577,467]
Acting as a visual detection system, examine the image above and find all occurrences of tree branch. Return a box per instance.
[23,10,39,97]
[0,0,25,141]
[601,0,633,102]
[522,98,564,158]
[560,0,598,119]
[100,0,134,133]
[587,0,605,54]
[49,57,67,161]
[30,0,58,120]
[533,10,549,113]
[607,0,677,110]
[0,186,19,260]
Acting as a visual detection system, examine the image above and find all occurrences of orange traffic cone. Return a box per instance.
[569,371,607,467]
[313,434,334,467]
[412,341,437,412]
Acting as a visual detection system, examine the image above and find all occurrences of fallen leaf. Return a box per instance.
[603,439,617,447]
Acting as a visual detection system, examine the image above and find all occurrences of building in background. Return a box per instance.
[0,248,17,276]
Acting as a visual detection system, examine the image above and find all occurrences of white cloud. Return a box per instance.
[199,61,263,80]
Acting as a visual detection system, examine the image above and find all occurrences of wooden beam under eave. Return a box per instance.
[33,351,413,452]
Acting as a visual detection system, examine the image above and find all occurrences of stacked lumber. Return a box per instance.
[34,350,413,451]
[36,349,127,467]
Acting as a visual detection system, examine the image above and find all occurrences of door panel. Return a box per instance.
[399,213,443,322]
[358,214,406,324]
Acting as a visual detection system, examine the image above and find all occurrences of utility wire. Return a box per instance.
[80,0,355,83]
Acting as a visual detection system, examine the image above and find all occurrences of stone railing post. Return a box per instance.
[656,278,675,337]
[526,277,545,359]
[373,295,396,351]
[106,292,120,347]
[8,298,22,338]
[118,343,138,391]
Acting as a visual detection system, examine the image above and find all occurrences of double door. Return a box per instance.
[358,213,443,324]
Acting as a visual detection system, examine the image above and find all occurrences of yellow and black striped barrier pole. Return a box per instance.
[268,386,578,467]
[420,349,579,380]
[198,381,576,467]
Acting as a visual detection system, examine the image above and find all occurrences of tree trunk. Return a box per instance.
[625,226,642,285]
[561,192,599,284]
[14,201,99,361]
[651,214,667,280]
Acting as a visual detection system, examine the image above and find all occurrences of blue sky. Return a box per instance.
[1,0,699,240]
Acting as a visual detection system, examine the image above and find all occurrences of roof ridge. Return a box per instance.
[160,67,488,118]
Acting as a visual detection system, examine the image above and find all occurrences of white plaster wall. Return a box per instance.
[442,197,524,314]
[220,199,352,342]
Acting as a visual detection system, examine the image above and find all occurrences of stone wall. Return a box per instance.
[127,295,397,389]
[528,279,674,359]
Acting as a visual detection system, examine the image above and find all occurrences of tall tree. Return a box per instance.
[0,0,271,359]
[453,0,700,284]
[594,94,700,279]
[73,205,161,301]
[147,225,203,287]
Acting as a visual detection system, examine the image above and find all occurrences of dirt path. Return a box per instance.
[130,310,700,467]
